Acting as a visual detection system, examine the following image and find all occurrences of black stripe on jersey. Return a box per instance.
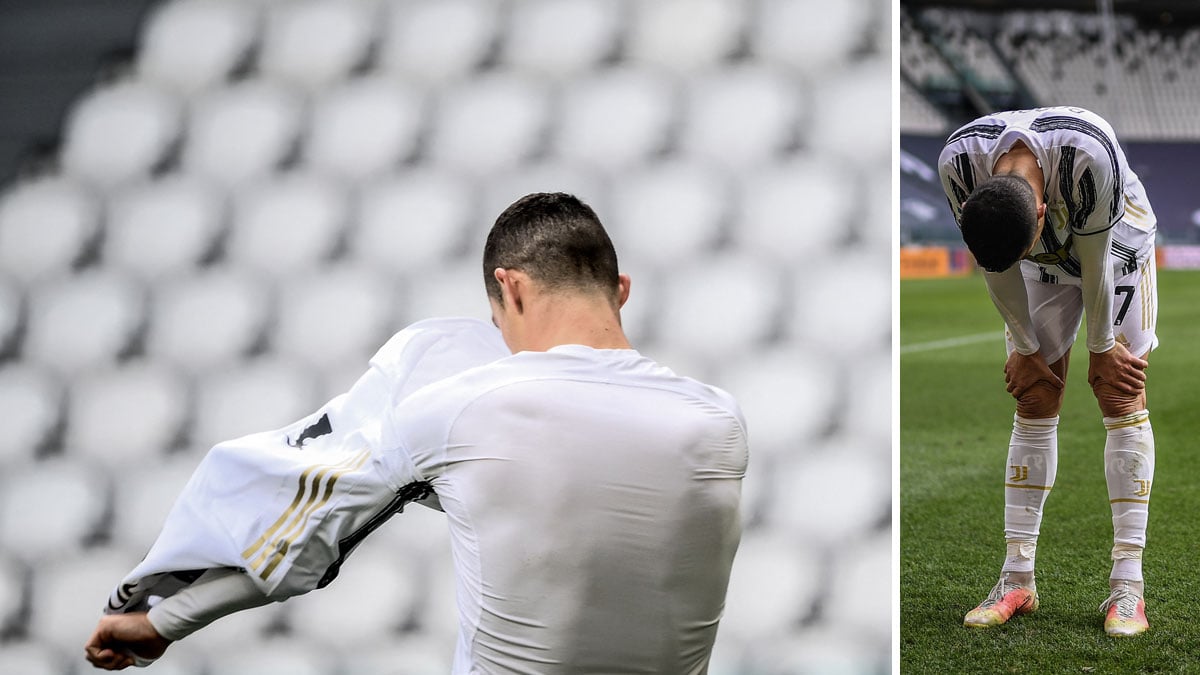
[1030,116,1123,224]
[1112,239,1140,275]
[946,123,1006,145]
[1039,268,1058,284]
[316,480,434,589]
[953,153,976,193]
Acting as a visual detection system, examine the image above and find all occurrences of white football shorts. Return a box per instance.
[1005,255,1159,365]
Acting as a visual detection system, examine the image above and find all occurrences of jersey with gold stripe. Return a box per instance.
[938,106,1156,282]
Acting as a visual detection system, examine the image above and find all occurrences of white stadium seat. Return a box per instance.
[754,0,872,73]
[787,251,890,354]
[769,438,890,544]
[65,362,188,465]
[227,172,349,275]
[0,555,24,633]
[680,66,801,167]
[351,169,476,272]
[398,260,492,325]
[426,72,550,174]
[305,76,425,179]
[0,177,100,284]
[608,161,730,266]
[0,642,65,675]
[192,356,317,445]
[258,0,377,90]
[138,0,259,95]
[714,347,838,450]
[478,161,607,235]
[0,275,18,356]
[824,532,891,643]
[847,352,890,444]
[806,57,891,163]
[734,158,854,262]
[717,533,819,643]
[287,543,421,648]
[60,79,182,187]
[23,270,144,374]
[555,67,677,170]
[272,265,395,365]
[378,0,501,82]
[104,175,226,279]
[110,454,201,552]
[337,638,454,675]
[0,460,108,561]
[654,253,783,358]
[503,0,623,77]
[203,638,336,675]
[25,546,133,651]
[626,0,745,70]
[146,268,271,372]
[0,364,62,464]
[183,80,304,186]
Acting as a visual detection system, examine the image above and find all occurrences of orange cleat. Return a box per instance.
[963,575,1039,628]
[1100,581,1149,637]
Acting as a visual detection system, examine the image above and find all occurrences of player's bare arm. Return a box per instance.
[84,613,171,671]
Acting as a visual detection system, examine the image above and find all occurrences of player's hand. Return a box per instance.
[84,613,171,670]
[1088,342,1148,397]
[1003,350,1064,400]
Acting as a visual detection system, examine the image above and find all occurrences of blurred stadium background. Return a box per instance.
[0,0,890,674]
[901,0,1200,275]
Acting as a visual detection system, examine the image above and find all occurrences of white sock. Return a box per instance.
[1104,410,1154,583]
[1001,415,1059,575]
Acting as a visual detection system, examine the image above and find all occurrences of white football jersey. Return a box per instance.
[107,318,747,675]
[384,345,748,674]
[938,106,1156,283]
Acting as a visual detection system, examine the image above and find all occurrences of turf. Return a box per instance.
[900,270,1200,674]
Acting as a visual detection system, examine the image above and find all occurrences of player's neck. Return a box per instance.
[517,295,632,352]
[993,143,1045,204]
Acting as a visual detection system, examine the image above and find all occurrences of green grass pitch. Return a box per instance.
[900,270,1200,674]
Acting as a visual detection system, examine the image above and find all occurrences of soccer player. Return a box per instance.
[84,193,748,672]
[937,107,1157,637]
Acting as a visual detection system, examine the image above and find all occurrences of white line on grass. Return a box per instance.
[900,331,1004,355]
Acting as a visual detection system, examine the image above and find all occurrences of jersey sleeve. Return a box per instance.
[1068,144,1124,237]
[981,265,1039,355]
[937,147,973,227]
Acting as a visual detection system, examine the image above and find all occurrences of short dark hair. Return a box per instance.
[482,192,620,305]
[959,175,1039,273]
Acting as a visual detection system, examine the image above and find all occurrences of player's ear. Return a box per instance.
[495,268,524,314]
[1037,202,1047,220]
[616,274,631,309]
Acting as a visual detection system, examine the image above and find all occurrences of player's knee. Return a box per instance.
[1015,381,1063,419]
[1091,379,1143,418]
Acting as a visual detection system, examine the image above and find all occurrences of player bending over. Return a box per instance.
[938,107,1157,637]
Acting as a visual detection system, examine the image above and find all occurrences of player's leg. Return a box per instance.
[1093,256,1158,637]
[964,280,1080,628]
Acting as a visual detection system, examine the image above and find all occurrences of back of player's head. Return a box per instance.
[959,175,1039,273]
[483,192,620,305]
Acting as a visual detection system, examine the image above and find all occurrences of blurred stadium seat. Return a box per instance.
[104,174,226,279]
[0,177,100,284]
[183,80,304,186]
[258,0,378,91]
[146,267,271,372]
[0,0,892,670]
[555,66,677,170]
[65,362,188,465]
[23,269,145,374]
[137,0,259,96]
[60,79,182,187]
[0,364,63,464]
[305,75,426,179]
